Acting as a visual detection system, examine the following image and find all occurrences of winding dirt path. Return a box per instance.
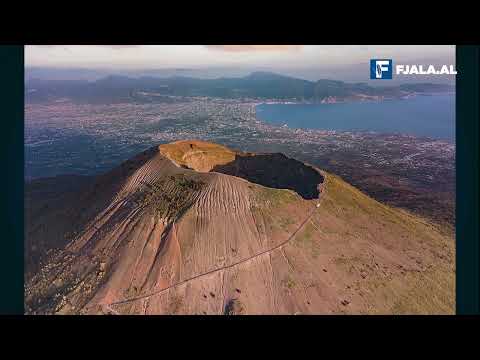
[104,198,321,314]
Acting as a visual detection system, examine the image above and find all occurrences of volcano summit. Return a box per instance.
[24,140,454,315]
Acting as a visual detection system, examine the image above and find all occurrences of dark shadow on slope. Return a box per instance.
[24,146,161,279]
[212,153,324,200]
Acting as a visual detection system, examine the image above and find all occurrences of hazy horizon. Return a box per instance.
[25,45,456,85]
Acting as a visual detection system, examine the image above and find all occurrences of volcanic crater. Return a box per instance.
[24,140,454,315]
[159,140,324,199]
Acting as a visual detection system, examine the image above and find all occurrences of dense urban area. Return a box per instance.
[25,96,455,230]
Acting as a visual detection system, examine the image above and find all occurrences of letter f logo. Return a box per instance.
[370,59,393,79]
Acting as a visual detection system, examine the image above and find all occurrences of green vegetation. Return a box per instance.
[254,186,298,208]
[142,173,205,220]
[281,275,296,289]
[124,284,140,298]
[320,172,455,314]
[249,185,301,236]
[322,172,450,247]
[389,266,455,314]
[293,222,320,258]
[169,175,204,191]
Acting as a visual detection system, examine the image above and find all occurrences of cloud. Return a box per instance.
[205,45,303,52]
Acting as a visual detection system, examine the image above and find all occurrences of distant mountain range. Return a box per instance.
[25,71,454,104]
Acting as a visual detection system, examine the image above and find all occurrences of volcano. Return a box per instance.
[24,140,454,315]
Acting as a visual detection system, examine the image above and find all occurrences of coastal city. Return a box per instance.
[25,97,455,228]
[23,45,458,316]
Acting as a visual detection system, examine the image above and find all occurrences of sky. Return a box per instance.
[25,45,456,83]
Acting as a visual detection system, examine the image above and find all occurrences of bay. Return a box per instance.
[256,93,455,142]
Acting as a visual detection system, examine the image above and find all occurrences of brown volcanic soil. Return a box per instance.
[159,140,236,172]
[24,141,454,315]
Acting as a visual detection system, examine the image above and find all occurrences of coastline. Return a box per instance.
[252,90,456,107]
[254,92,455,143]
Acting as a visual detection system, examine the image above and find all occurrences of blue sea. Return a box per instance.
[25,93,455,180]
[256,93,455,142]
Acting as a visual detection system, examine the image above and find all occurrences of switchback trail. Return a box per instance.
[104,194,323,314]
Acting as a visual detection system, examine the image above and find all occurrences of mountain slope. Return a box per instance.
[25,72,454,104]
[24,141,454,315]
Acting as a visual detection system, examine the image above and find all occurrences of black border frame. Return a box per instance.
[0,45,24,314]
[0,44,478,316]
[456,45,480,314]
